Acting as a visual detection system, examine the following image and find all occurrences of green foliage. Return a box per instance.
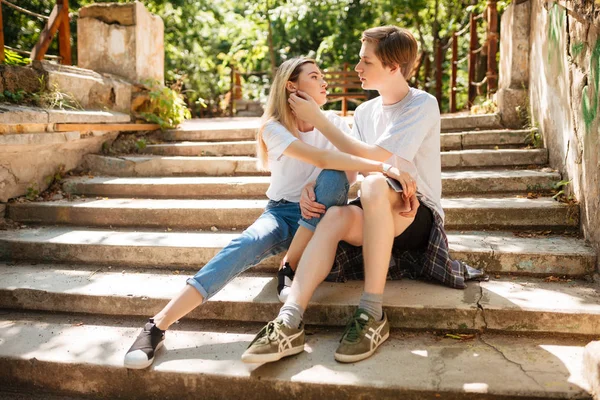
[525,128,543,149]
[552,180,571,200]
[0,89,27,103]
[6,0,496,115]
[135,138,147,151]
[470,97,498,114]
[2,49,31,66]
[26,182,39,201]
[139,81,191,129]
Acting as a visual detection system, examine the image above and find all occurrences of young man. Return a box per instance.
[242,26,484,364]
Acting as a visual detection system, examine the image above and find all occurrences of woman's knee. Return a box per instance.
[314,169,349,208]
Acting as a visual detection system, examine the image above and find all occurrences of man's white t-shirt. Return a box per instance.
[262,111,352,203]
[352,87,444,220]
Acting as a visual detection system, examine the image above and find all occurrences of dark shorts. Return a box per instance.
[326,197,434,282]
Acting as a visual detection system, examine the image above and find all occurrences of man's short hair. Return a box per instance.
[362,26,418,79]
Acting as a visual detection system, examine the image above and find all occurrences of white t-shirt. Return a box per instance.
[352,87,444,220]
[262,111,352,202]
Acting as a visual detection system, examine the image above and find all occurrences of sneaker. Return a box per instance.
[241,319,305,363]
[334,309,390,363]
[124,318,165,369]
[277,262,295,303]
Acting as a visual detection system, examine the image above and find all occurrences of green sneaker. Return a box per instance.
[334,308,390,363]
[241,319,305,363]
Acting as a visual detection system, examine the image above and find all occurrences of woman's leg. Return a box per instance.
[125,203,299,369]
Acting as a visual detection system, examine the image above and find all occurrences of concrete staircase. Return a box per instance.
[0,113,598,399]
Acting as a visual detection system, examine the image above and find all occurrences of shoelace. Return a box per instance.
[266,321,282,341]
[249,321,282,347]
[342,315,369,343]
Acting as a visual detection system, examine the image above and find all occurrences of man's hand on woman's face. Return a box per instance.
[300,181,326,219]
[288,91,321,122]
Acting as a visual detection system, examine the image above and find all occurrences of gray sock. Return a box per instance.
[277,301,304,329]
[358,292,383,320]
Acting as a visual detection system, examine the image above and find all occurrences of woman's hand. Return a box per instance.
[384,166,417,199]
[288,91,322,122]
[300,181,326,219]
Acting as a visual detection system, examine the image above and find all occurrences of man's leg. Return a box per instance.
[335,174,416,363]
[278,170,349,302]
[243,205,364,364]
[125,205,297,369]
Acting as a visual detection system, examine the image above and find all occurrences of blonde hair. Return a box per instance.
[257,57,317,171]
[362,26,418,80]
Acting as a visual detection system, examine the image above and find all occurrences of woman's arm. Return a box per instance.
[288,92,392,161]
[283,141,416,198]
[283,140,385,174]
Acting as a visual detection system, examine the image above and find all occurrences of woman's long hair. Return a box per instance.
[257,57,317,171]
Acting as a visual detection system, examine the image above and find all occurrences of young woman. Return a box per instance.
[123,56,413,369]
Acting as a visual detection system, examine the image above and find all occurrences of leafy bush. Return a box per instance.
[2,49,31,66]
[139,81,191,129]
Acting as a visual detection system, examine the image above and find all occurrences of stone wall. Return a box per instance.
[528,0,600,264]
[0,130,119,203]
[77,2,164,85]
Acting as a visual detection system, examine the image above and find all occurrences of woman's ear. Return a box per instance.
[286,81,297,92]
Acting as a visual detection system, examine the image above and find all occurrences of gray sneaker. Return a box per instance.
[334,308,390,363]
[241,319,305,363]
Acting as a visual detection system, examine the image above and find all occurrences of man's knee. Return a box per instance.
[314,169,349,208]
[361,174,389,204]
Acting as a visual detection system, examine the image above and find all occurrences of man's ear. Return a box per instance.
[286,81,297,92]
[388,63,401,75]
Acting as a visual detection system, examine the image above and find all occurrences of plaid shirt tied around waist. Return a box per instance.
[327,196,486,289]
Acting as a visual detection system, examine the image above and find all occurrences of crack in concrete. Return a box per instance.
[431,352,446,392]
[0,164,19,185]
[479,335,546,391]
[475,283,488,331]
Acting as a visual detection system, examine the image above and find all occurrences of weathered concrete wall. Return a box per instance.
[497,0,531,128]
[529,0,600,264]
[77,2,164,84]
[0,131,119,203]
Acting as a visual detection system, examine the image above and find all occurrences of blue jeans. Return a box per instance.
[187,169,349,301]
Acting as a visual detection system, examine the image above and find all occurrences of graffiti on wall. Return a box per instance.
[548,3,566,73]
[582,40,600,133]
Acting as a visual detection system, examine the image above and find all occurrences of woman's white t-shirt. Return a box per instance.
[262,111,352,203]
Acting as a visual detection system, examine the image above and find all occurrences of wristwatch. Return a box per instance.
[382,163,392,173]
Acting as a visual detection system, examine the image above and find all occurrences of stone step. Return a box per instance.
[145,129,533,156]
[0,228,594,276]
[62,169,560,199]
[0,312,590,399]
[161,114,503,142]
[440,112,503,132]
[0,104,131,125]
[7,196,579,231]
[0,266,598,336]
[83,149,548,177]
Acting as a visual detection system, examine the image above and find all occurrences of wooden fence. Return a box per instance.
[412,0,499,112]
[0,0,72,64]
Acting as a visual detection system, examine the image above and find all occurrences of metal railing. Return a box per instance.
[0,0,72,64]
